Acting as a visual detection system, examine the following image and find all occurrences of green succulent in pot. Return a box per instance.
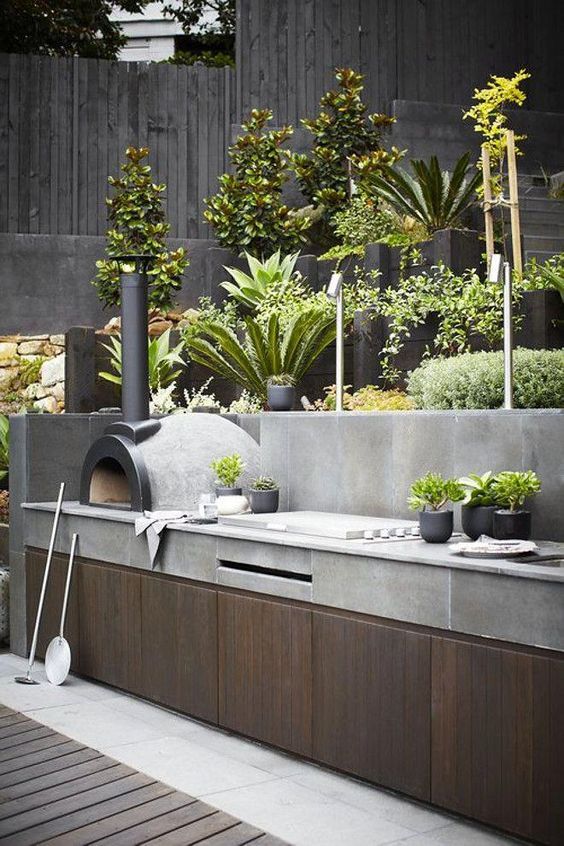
[249,475,280,514]
[408,473,465,544]
[459,471,499,539]
[491,471,541,541]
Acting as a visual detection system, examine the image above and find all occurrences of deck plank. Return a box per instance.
[0,709,288,846]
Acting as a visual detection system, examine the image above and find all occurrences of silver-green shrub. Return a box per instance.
[407,348,564,409]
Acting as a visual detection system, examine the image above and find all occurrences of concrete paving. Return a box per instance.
[0,652,527,846]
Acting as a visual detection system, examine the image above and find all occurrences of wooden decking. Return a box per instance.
[0,706,287,845]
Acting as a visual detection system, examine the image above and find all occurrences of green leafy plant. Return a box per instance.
[315,385,414,411]
[93,147,188,310]
[267,373,296,387]
[523,254,564,304]
[19,356,46,387]
[182,378,225,412]
[221,251,300,312]
[227,390,263,414]
[365,153,481,232]
[458,471,498,506]
[204,110,310,256]
[184,310,336,402]
[210,453,245,488]
[0,415,9,484]
[250,475,278,491]
[292,68,400,227]
[407,348,564,410]
[100,328,186,391]
[492,470,541,512]
[408,473,464,512]
[463,69,530,198]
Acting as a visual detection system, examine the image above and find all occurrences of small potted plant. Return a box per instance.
[267,374,296,411]
[408,472,464,543]
[249,476,279,514]
[210,453,246,497]
[459,471,498,540]
[492,470,541,540]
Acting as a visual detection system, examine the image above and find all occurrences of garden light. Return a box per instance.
[488,253,513,410]
[327,271,344,412]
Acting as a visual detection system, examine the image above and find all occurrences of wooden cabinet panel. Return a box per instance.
[77,561,142,693]
[140,575,218,724]
[312,612,431,801]
[431,638,564,845]
[218,593,312,756]
[26,550,80,670]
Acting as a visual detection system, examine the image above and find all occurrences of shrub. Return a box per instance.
[292,68,400,226]
[211,453,245,488]
[493,470,541,511]
[408,473,464,511]
[93,147,188,310]
[407,348,564,409]
[316,385,414,411]
[204,109,310,256]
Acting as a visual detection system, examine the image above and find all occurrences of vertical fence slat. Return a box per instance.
[0,56,9,231]
[186,66,198,238]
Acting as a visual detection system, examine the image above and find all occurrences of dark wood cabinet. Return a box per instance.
[77,560,143,693]
[26,549,80,670]
[140,574,218,723]
[431,637,564,845]
[312,611,431,800]
[218,593,312,756]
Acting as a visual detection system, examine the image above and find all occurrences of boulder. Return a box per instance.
[34,395,58,413]
[0,343,18,365]
[40,354,65,387]
[18,341,46,355]
[0,368,18,390]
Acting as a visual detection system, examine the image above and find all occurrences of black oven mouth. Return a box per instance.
[80,433,152,512]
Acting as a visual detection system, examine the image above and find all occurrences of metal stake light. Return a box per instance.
[488,253,514,410]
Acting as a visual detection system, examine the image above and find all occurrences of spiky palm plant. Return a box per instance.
[366,152,481,232]
[185,309,336,401]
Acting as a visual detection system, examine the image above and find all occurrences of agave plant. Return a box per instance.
[220,250,300,312]
[185,309,336,401]
[366,152,481,232]
[100,328,186,391]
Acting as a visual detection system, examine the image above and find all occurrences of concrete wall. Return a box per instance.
[0,234,220,334]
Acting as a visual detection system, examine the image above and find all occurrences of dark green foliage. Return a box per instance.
[365,153,481,232]
[93,147,188,310]
[492,471,541,511]
[407,348,564,409]
[408,473,465,511]
[163,0,235,37]
[292,68,400,224]
[0,0,149,59]
[459,472,498,506]
[204,110,310,257]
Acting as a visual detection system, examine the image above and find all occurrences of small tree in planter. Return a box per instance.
[492,470,541,540]
[408,472,464,543]
[93,147,188,311]
[249,476,279,514]
[459,471,499,539]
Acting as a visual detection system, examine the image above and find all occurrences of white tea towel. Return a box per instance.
[135,510,194,568]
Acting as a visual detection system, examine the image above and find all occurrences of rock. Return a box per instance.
[34,396,58,414]
[104,317,121,333]
[148,320,173,336]
[49,334,65,346]
[18,340,46,355]
[48,382,65,402]
[0,343,18,365]
[40,353,65,387]
[23,383,48,400]
[0,368,18,390]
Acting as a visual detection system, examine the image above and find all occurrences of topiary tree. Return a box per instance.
[93,146,188,311]
[292,68,402,227]
[204,109,310,257]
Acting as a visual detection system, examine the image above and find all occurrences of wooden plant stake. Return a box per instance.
[481,144,495,266]
[506,129,523,275]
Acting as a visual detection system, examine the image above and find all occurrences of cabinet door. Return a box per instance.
[140,575,218,724]
[26,549,80,670]
[313,612,431,801]
[218,593,312,756]
[431,637,564,845]
[78,561,142,693]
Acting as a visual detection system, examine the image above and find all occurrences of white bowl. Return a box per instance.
[216,495,250,516]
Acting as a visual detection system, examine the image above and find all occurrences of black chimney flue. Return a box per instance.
[121,269,150,422]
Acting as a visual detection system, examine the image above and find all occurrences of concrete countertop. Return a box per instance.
[23,501,564,584]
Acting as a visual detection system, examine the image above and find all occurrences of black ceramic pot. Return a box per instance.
[461,504,497,540]
[267,385,295,411]
[419,509,453,544]
[493,509,532,540]
[215,486,242,497]
[249,488,279,514]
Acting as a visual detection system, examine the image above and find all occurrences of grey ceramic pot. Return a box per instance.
[419,509,453,544]
[215,486,242,497]
[493,509,532,540]
[461,504,497,540]
[267,385,295,411]
[249,488,279,514]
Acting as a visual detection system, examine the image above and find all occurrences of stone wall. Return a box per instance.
[0,334,65,414]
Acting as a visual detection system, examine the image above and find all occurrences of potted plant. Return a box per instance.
[249,476,279,514]
[267,374,296,411]
[459,471,498,540]
[492,471,541,540]
[210,453,246,497]
[408,472,464,543]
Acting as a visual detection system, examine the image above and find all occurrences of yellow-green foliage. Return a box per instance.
[318,384,415,411]
[463,69,530,196]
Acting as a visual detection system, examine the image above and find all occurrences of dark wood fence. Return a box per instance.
[237,0,564,124]
[0,53,235,238]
